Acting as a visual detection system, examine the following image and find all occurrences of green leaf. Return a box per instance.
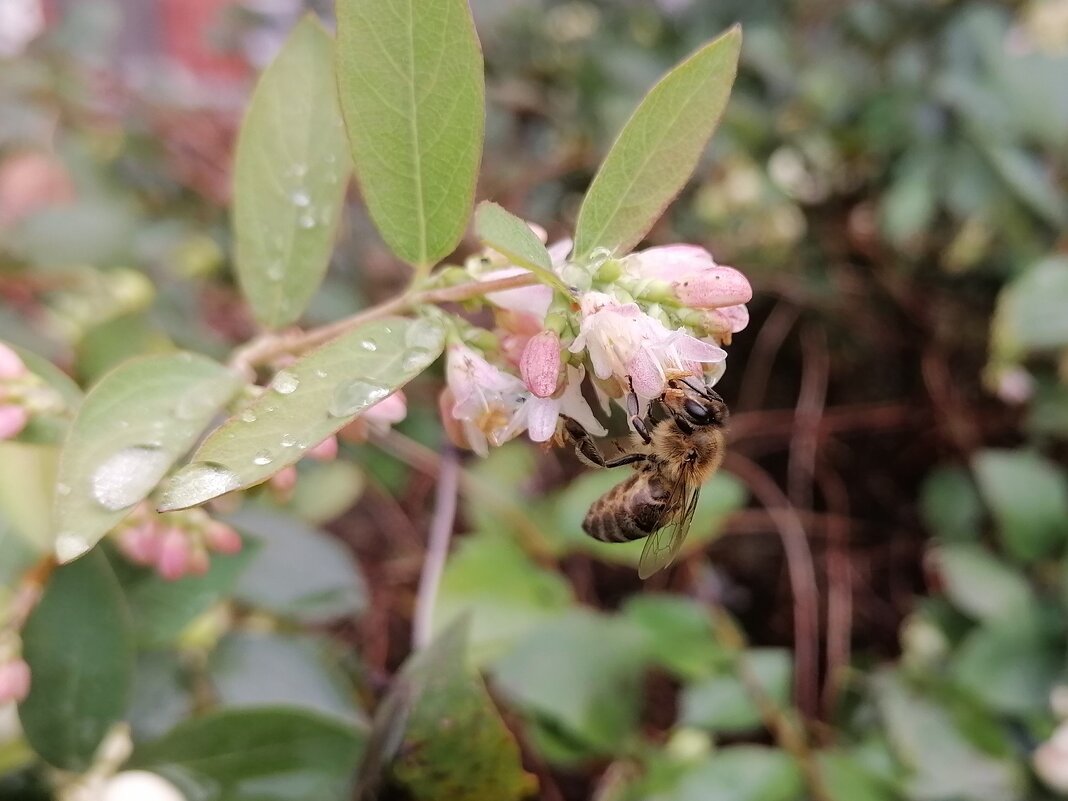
[229,507,367,623]
[919,467,982,542]
[991,257,1068,361]
[52,353,242,562]
[623,594,726,680]
[336,0,485,268]
[932,543,1033,623]
[680,649,792,734]
[474,202,569,293]
[665,747,804,801]
[233,15,352,328]
[356,619,536,801]
[972,449,1068,561]
[950,618,1060,716]
[128,653,191,741]
[0,442,58,563]
[288,459,366,525]
[18,551,134,771]
[158,316,443,510]
[572,26,741,259]
[109,542,256,648]
[433,532,572,664]
[490,609,648,753]
[131,707,365,801]
[210,632,364,724]
[818,752,898,801]
[871,670,1025,801]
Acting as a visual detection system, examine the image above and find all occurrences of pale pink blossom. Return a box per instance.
[0,658,31,703]
[269,465,298,494]
[0,404,28,440]
[520,331,562,398]
[0,343,26,380]
[364,391,407,427]
[503,365,607,443]
[445,344,526,456]
[629,245,752,309]
[306,435,339,461]
[117,523,163,566]
[156,528,191,581]
[570,292,726,399]
[187,547,210,577]
[204,521,242,555]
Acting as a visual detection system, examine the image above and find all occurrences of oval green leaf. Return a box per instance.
[572,26,742,260]
[18,550,134,771]
[233,15,352,328]
[158,317,444,511]
[474,202,570,293]
[130,707,365,801]
[336,0,485,268]
[52,353,242,563]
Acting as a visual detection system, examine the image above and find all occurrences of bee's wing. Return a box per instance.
[637,471,700,579]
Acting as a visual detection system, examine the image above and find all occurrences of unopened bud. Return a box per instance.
[0,404,28,440]
[269,465,298,495]
[673,265,752,309]
[204,521,242,555]
[0,658,31,703]
[156,528,191,581]
[117,523,162,566]
[0,344,26,381]
[306,435,339,461]
[520,331,561,398]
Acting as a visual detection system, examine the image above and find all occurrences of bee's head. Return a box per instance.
[665,377,729,428]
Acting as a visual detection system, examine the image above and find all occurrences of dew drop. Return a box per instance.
[266,262,284,281]
[291,189,311,207]
[400,319,444,371]
[253,450,273,466]
[271,370,300,395]
[240,408,257,423]
[91,446,172,511]
[55,532,91,563]
[298,213,317,230]
[360,339,378,352]
[314,368,328,379]
[157,462,241,511]
[56,482,71,497]
[330,380,390,417]
[280,434,297,448]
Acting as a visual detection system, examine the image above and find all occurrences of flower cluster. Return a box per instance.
[440,228,752,454]
[112,502,242,581]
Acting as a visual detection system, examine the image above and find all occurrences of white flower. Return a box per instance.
[445,344,526,456]
[502,365,607,443]
[569,292,726,399]
[478,238,573,321]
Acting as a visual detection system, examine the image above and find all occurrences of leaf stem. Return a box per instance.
[228,272,540,378]
[411,446,460,650]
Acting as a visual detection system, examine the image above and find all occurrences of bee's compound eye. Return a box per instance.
[684,398,711,423]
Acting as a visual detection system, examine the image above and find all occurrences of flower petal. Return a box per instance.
[526,397,561,442]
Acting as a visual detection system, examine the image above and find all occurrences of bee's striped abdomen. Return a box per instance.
[582,472,669,543]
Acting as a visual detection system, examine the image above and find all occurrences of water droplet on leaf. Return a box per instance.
[271,370,300,395]
[315,369,328,379]
[91,446,172,511]
[55,532,91,563]
[253,450,273,466]
[157,462,242,511]
[298,213,317,230]
[280,434,297,448]
[291,189,311,207]
[240,409,257,423]
[360,340,377,352]
[330,380,390,417]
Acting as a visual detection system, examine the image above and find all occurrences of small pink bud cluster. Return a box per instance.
[113,503,242,581]
[0,343,30,440]
[0,656,31,704]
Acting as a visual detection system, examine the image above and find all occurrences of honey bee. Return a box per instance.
[562,373,729,578]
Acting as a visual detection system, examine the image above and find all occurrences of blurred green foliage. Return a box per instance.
[1,0,1068,799]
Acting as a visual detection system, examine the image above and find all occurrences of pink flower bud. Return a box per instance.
[365,391,407,426]
[117,523,163,566]
[673,265,752,309]
[0,344,26,380]
[632,245,714,282]
[306,435,338,461]
[269,465,298,494]
[156,528,191,581]
[520,331,562,398]
[204,521,242,555]
[0,404,28,440]
[187,547,210,577]
[700,304,750,339]
[0,658,31,703]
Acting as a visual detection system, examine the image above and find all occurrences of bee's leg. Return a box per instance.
[562,415,647,469]
[625,378,652,444]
